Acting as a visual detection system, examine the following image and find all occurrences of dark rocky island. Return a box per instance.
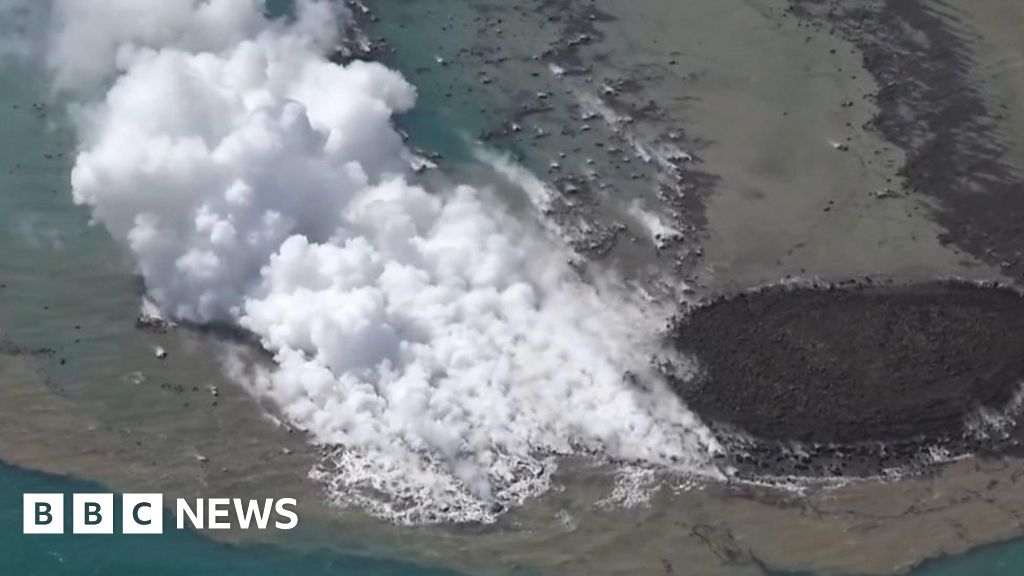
[671,280,1024,479]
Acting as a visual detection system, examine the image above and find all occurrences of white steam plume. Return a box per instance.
[45,0,720,523]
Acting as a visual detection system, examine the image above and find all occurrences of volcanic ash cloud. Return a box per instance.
[47,0,720,523]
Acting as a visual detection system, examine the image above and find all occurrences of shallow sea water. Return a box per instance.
[0,463,465,576]
[2,459,1022,576]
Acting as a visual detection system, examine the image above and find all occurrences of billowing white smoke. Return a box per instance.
[49,0,720,523]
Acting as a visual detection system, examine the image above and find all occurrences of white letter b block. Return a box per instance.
[73,493,113,534]
[23,494,63,534]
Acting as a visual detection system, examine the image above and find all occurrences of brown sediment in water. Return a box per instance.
[788,0,1024,279]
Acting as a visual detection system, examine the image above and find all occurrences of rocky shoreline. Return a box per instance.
[348,0,719,294]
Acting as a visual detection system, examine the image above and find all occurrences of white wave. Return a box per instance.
[628,200,683,250]
[474,147,556,214]
[43,0,721,523]
[595,465,660,510]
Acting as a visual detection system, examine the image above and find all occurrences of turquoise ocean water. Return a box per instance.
[0,463,462,576]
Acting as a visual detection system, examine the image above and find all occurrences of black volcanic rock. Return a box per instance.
[671,281,1024,447]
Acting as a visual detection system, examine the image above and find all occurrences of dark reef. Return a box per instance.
[671,280,1024,478]
[789,0,1024,279]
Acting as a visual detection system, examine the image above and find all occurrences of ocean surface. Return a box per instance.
[0,0,1023,574]
[0,463,466,576]
[0,461,1022,576]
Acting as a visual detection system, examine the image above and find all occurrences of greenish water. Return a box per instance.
[912,544,1024,576]
[0,463,462,576]
[769,541,1024,576]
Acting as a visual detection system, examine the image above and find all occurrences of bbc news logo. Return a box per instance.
[23,494,298,534]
